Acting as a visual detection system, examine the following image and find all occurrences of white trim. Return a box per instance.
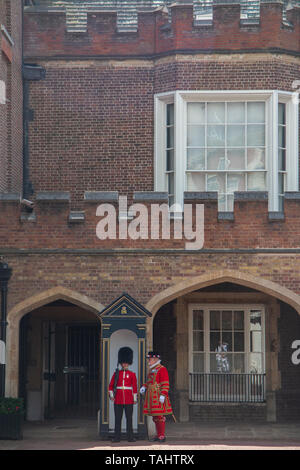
[154,90,299,212]
[270,91,279,211]
[284,93,299,191]
[188,303,266,374]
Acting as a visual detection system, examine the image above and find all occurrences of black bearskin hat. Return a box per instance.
[118,347,133,365]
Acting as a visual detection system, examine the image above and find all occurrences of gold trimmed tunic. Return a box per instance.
[143,364,172,416]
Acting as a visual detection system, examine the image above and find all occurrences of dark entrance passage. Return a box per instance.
[19,300,101,420]
[60,324,100,418]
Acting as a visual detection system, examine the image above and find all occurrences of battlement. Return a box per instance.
[25,1,299,32]
[24,1,300,59]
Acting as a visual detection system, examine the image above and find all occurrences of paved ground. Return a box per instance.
[0,419,300,450]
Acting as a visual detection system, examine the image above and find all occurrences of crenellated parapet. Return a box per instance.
[24,1,300,59]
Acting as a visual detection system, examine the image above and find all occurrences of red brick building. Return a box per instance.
[1,1,300,431]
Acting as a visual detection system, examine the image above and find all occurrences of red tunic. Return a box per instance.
[143,363,173,416]
[109,369,137,405]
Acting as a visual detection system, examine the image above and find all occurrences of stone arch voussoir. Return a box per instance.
[146,269,300,317]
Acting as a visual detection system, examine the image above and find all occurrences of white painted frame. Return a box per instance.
[154,90,299,212]
[188,303,266,374]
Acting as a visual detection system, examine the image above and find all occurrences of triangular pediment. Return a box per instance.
[99,293,152,318]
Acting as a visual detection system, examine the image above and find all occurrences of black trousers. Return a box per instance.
[114,404,134,439]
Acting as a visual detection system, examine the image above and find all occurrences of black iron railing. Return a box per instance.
[189,373,266,403]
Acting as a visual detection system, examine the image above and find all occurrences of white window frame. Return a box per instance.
[188,303,266,374]
[155,90,299,212]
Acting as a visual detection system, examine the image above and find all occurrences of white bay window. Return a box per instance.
[155,91,299,212]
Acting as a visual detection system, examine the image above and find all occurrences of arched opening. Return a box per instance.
[151,279,300,423]
[17,297,101,421]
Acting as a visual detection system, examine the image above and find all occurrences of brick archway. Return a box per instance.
[146,269,300,317]
[6,286,103,397]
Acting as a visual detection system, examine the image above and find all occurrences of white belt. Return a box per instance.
[116,386,133,390]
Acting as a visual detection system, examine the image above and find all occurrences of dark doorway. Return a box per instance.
[19,301,101,420]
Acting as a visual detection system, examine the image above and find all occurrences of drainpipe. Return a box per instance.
[0,262,12,398]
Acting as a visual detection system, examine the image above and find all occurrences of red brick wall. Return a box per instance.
[23,4,300,60]
[0,0,9,192]
[0,0,23,193]
[28,65,154,204]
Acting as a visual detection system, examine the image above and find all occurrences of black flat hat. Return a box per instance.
[146,351,161,359]
[118,347,133,365]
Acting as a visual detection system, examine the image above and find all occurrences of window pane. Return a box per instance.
[167,104,174,126]
[167,126,174,148]
[227,149,245,170]
[207,148,226,170]
[278,149,286,171]
[207,102,225,123]
[193,310,204,330]
[210,332,220,352]
[207,125,225,146]
[232,353,245,373]
[278,103,286,125]
[186,172,205,191]
[247,102,265,123]
[166,149,174,171]
[187,148,205,170]
[207,174,225,192]
[222,332,232,351]
[222,311,232,330]
[227,125,245,147]
[227,102,245,123]
[193,353,204,373]
[187,103,205,124]
[247,125,265,146]
[168,173,174,194]
[227,173,245,193]
[234,332,245,352]
[278,173,284,195]
[247,148,265,170]
[193,331,204,351]
[278,125,286,148]
[247,172,266,191]
[187,125,205,146]
[234,311,244,330]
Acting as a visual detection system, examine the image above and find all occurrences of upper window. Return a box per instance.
[155,91,299,212]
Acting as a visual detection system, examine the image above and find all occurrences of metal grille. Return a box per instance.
[189,373,266,403]
[61,324,100,418]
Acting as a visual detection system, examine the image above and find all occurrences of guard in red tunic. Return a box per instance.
[109,347,138,442]
[140,351,173,442]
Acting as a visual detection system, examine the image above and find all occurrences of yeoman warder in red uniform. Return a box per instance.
[140,351,173,442]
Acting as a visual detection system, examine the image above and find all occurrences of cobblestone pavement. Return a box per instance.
[0,419,299,450]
